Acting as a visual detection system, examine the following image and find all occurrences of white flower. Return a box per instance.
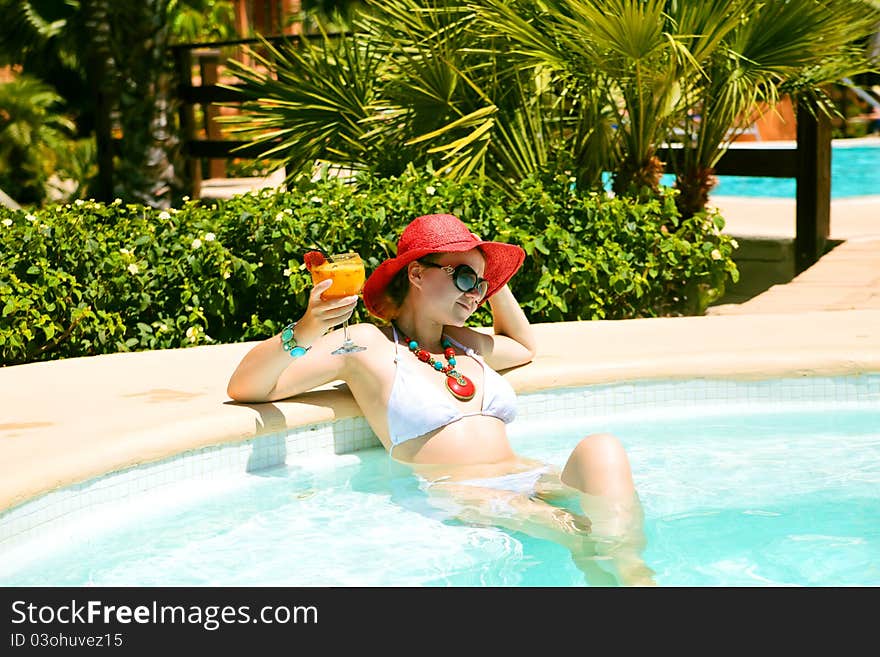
[730,239,739,249]
[310,196,323,204]
[223,271,231,280]
[74,199,85,206]
[191,238,202,250]
[25,213,37,222]
[425,186,436,196]
[185,326,198,342]
[158,211,171,220]
[204,232,215,242]
[283,268,292,277]
[2,218,12,227]
[119,248,130,255]
[182,195,190,202]
[275,212,285,222]
[284,208,293,215]
[711,249,722,261]
[157,323,169,333]
[112,198,122,205]
[127,263,139,274]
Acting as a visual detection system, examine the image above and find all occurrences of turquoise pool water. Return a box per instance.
[2,403,878,587]
[600,143,880,198]
[696,144,878,199]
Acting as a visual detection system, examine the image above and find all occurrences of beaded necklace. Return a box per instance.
[395,325,476,402]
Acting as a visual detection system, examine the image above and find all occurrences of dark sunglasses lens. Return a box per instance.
[454,267,476,291]
[454,266,488,298]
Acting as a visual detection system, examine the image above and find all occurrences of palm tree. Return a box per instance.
[673,0,880,218]
[0,0,88,112]
[224,0,880,207]
[0,0,242,206]
[0,75,75,204]
[100,0,182,207]
[477,0,748,198]
[223,0,612,194]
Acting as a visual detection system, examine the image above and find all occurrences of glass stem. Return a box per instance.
[342,320,352,345]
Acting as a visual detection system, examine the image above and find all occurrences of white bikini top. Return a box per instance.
[386,325,517,455]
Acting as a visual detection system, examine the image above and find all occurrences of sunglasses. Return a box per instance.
[418,260,490,300]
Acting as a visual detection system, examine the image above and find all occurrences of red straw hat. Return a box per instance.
[362,214,525,319]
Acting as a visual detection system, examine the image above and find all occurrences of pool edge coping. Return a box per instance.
[2,309,880,515]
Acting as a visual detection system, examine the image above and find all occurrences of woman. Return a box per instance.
[228,213,654,586]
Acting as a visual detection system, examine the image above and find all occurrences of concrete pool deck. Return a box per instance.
[1,195,879,514]
[708,193,880,313]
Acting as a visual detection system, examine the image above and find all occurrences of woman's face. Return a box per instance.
[408,248,488,326]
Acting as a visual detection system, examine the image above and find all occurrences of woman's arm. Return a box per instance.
[477,284,537,371]
[226,278,358,402]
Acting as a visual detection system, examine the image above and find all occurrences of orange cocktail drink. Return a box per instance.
[309,253,366,299]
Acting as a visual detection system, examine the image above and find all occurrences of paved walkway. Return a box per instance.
[707,194,880,315]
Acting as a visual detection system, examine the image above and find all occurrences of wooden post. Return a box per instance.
[253,0,265,32]
[174,47,201,199]
[795,100,831,274]
[233,0,249,35]
[233,0,251,67]
[198,49,225,180]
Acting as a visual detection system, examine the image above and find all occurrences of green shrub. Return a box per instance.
[0,168,738,365]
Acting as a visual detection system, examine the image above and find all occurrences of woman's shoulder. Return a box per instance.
[343,321,393,346]
[336,323,397,375]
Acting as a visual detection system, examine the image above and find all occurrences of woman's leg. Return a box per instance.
[560,433,655,586]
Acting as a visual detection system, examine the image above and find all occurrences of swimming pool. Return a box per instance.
[628,141,880,198]
[1,375,877,587]
[704,142,879,199]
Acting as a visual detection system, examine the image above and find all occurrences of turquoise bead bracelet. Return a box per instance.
[281,321,309,358]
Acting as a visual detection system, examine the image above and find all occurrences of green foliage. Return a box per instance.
[0,169,738,366]
[479,172,739,323]
[0,75,76,205]
[168,0,236,42]
[226,0,880,215]
[222,0,614,197]
[673,0,880,216]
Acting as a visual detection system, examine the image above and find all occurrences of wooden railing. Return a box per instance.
[169,37,832,273]
[170,35,299,196]
[661,104,831,274]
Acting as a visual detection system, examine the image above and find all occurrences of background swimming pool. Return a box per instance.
[602,142,879,198]
[706,144,878,198]
[708,145,879,198]
[1,401,877,587]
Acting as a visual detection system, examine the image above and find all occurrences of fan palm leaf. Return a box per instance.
[674,0,880,217]
[221,29,392,178]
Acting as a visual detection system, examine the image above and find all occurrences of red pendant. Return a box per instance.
[446,374,476,401]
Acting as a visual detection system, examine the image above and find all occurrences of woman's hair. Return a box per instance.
[383,254,441,319]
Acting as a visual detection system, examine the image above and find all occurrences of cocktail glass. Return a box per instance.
[310,252,367,354]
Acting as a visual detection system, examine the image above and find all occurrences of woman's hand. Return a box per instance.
[226,278,360,402]
[295,278,359,346]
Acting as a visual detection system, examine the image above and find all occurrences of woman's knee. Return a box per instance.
[568,433,629,467]
[561,433,634,495]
